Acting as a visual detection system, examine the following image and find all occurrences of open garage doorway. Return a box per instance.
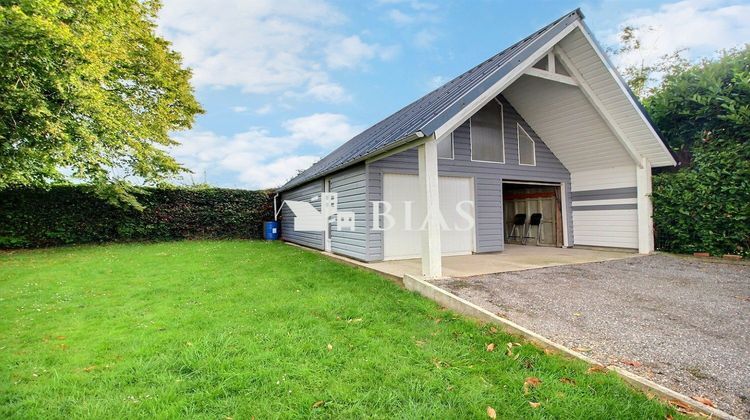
[502,181,564,247]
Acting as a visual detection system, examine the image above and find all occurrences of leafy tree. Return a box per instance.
[609,26,689,99]
[644,47,750,256]
[645,46,750,160]
[0,0,203,197]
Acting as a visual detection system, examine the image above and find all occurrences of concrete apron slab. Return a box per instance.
[358,245,636,279]
[403,273,738,420]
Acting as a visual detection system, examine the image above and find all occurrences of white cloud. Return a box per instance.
[413,29,438,48]
[324,35,399,69]
[255,104,273,115]
[284,113,364,147]
[609,0,750,68]
[170,113,362,188]
[158,0,396,103]
[304,81,352,103]
[231,106,248,113]
[427,75,448,90]
[387,9,413,25]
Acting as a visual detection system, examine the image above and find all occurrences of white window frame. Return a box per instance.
[469,99,505,164]
[516,123,536,166]
[437,132,454,160]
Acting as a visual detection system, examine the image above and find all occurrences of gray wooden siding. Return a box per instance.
[366,95,573,261]
[280,179,325,250]
[329,164,368,260]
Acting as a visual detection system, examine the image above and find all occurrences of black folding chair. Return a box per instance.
[507,213,526,243]
[523,213,543,245]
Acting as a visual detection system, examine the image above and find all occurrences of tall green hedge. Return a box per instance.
[0,186,273,248]
[652,139,750,257]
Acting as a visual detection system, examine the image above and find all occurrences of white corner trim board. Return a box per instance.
[418,138,442,279]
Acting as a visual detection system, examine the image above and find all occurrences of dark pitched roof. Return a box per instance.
[278,9,584,192]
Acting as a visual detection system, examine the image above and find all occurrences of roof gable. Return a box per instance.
[278,8,674,192]
[279,9,583,191]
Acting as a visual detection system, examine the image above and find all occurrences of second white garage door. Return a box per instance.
[383,174,474,260]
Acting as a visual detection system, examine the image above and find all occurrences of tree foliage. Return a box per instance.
[643,47,750,256]
[644,46,750,158]
[652,139,750,257]
[0,0,203,191]
[611,26,689,99]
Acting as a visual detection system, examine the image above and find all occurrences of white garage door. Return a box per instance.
[383,174,474,260]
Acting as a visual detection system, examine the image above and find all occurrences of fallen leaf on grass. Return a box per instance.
[506,342,521,357]
[312,400,325,408]
[486,343,495,352]
[559,377,576,385]
[434,318,442,324]
[691,396,715,408]
[486,406,497,419]
[56,336,66,340]
[529,402,541,408]
[489,326,498,334]
[326,344,333,351]
[621,359,642,367]
[523,377,541,394]
[543,348,555,355]
[83,366,96,372]
[415,340,426,347]
[586,365,608,374]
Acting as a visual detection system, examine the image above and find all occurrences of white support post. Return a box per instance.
[418,138,442,279]
[636,157,654,254]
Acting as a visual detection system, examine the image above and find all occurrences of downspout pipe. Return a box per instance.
[273,192,280,221]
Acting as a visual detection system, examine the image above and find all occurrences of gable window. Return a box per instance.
[437,132,454,159]
[517,124,536,166]
[471,100,504,163]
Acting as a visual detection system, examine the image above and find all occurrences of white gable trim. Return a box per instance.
[432,22,675,168]
[576,23,676,166]
[432,22,581,141]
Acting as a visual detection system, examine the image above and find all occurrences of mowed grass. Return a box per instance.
[0,240,677,418]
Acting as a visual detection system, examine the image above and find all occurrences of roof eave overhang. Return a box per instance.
[276,131,426,192]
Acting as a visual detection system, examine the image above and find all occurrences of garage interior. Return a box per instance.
[502,181,563,247]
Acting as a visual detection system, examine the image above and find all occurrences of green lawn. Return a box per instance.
[0,240,677,418]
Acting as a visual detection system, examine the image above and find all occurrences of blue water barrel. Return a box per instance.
[264,221,279,240]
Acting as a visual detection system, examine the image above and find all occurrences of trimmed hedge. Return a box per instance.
[0,186,274,248]
[652,139,750,257]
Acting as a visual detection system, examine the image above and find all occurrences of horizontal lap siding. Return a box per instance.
[280,180,325,250]
[571,166,638,249]
[367,95,573,261]
[329,164,368,260]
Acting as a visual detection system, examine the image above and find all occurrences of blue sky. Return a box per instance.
[155,0,750,189]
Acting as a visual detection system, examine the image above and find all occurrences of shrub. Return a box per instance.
[0,185,273,248]
[652,139,750,257]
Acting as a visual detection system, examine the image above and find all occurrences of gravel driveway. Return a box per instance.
[432,254,750,417]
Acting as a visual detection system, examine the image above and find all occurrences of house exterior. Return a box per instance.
[277,9,676,279]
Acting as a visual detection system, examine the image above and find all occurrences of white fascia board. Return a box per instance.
[576,22,676,167]
[432,22,581,141]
